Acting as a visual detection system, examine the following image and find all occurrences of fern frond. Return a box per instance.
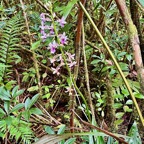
[0,14,24,83]
[0,116,34,144]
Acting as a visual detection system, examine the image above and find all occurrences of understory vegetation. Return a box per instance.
[0,0,144,144]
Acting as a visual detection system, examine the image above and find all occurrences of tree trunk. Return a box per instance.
[130,0,144,63]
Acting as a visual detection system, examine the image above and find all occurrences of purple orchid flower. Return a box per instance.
[49,54,61,64]
[68,61,77,68]
[40,30,48,42]
[51,66,60,75]
[40,13,51,22]
[66,52,75,61]
[47,25,55,35]
[58,32,68,45]
[57,17,67,27]
[48,41,59,54]
[40,25,50,30]
[40,13,46,22]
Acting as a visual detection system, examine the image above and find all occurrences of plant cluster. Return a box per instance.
[0,0,144,144]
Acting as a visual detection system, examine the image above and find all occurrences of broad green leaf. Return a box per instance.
[0,63,7,67]
[107,136,114,144]
[113,94,124,99]
[123,105,133,112]
[5,80,16,90]
[42,72,47,78]
[60,0,78,19]
[12,86,24,98]
[89,135,94,144]
[134,93,144,99]
[27,85,38,92]
[13,89,24,98]
[23,110,30,121]
[0,94,10,101]
[42,93,51,99]
[4,101,10,114]
[122,89,129,96]
[10,103,24,113]
[0,87,11,100]
[96,136,105,144]
[126,54,132,61]
[30,108,43,115]
[25,94,39,110]
[45,126,55,134]
[31,40,40,50]
[117,51,127,57]
[0,132,4,138]
[115,112,124,119]
[91,59,101,65]
[113,103,123,109]
[57,124,66,134]
[12,85,19,96]
[114,119,124,126]
[29,93,39,108]
[25,97,31,110]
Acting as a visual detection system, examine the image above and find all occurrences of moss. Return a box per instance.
[128,22,138,40]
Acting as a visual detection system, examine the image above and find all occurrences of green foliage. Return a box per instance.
[0,86,42,143]
[0,0,143,143]
[127,121,142,144]
[0,14,23,84]
[23,93,42,121]
[0,86,32,143]
[54,0,78,19]
[0,117,33,144]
